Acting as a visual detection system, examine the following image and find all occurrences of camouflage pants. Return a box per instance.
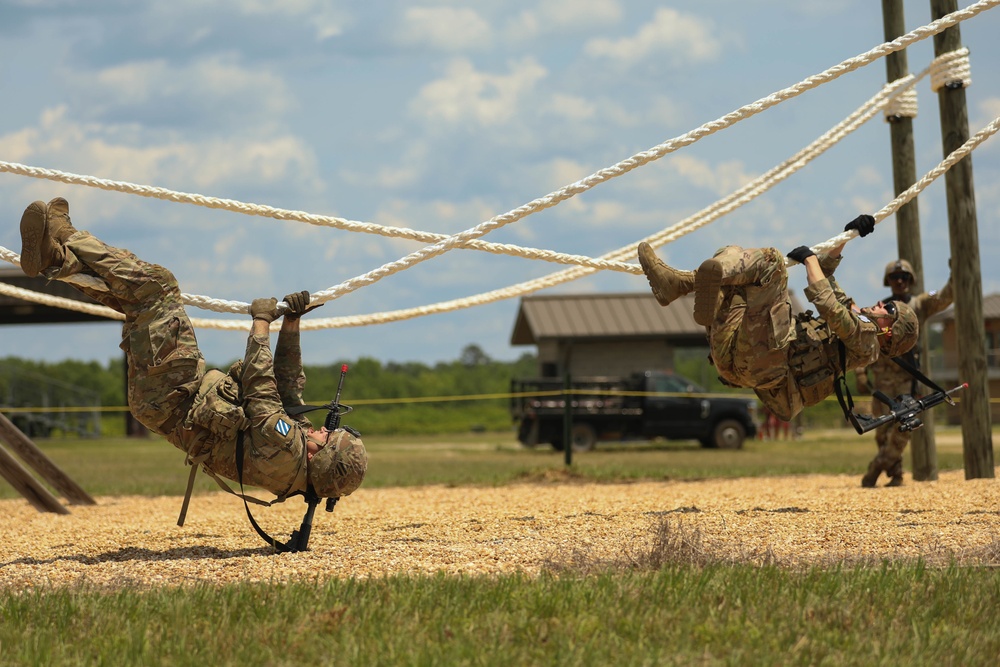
[869,377,913,476]
[709,246,794,391]
[56,232,205,434]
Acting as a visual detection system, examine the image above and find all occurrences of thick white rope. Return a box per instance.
[0,73,916,327]
[308,82,1000,330]
[122,0,1000,315]
[1,0,996,319]
[884,87,918,119]
[803,113,1000,257]
[930,47,972,91]
[9,75,998,330]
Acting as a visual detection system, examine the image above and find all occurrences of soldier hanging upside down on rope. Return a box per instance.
[18,197,367,546]
[635,215,956,483]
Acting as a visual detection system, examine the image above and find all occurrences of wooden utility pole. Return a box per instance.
[930,0,994,479]
[881,0,937,481]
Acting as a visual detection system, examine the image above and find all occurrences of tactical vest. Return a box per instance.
[786,311,842,407]
[182,368,250,458]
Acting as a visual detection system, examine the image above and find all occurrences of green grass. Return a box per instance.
[1,425,997,666]
[0,426,977,498]
[1,567,999,666]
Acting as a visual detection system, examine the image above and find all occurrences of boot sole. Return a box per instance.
[693,258,723,326]
[19,201,48,277]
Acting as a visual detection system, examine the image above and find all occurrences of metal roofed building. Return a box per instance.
[511,291,807,379]
[0,267,109,325]
[510,292,705,378]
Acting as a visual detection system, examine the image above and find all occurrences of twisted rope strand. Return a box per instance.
[0,1,996,326]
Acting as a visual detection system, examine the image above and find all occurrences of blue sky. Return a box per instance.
[1,0,998,367]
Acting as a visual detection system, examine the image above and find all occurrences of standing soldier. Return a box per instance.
[855,259,953,488]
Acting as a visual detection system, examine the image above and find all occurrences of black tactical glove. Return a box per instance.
[282,290,322,320]
[786,246,816,264]
[250,297,280,323]
[844,214,875,237]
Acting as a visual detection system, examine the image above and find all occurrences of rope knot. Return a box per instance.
[929,47,971,92]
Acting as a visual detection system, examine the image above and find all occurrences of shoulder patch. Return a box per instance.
[275,418,291,436]
[858,314,871,323]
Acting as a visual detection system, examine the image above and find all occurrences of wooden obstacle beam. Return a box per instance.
[0,411,96,513]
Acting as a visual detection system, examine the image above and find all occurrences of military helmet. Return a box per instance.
[879,300,919,358]
[307,428,368,498]
[883,259,915,286]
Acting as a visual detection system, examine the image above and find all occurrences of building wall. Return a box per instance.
[534,339,675,378]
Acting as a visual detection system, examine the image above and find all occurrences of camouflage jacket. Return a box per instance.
[173,326,310,499]
[860,276,953,395]
[754,258,881,421]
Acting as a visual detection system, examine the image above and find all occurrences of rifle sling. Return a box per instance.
[831,340,859,427]
[236,429,292,553]
[890,355,950,396]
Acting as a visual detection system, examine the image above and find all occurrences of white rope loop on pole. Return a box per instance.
[802,113,1000,260]
[930,47,972,92]
[884,86,918,119]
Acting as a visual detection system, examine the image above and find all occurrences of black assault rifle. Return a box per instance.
[249,364,354,553]
[284,363,354,551]
[846,382,966,435]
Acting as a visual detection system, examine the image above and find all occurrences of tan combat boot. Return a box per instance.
[20,201,59,277]
[44,197,79,243]
[19,198,78,277]
[637,242,695,307]
[860,460,882,488]
[885,461,904,487]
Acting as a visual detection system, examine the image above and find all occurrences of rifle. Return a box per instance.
[280,364,354,552]
[846,382,966,435]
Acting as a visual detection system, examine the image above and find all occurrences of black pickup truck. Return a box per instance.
[510,370,759,452]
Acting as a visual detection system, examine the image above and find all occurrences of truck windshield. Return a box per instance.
[650,375,704,394]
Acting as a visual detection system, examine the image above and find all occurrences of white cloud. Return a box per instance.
[542,93,597,122]
[410,58,548,127]
[585,8,722,67]
[395,7,493,51]
[3,105,322,195]
[844,165,886,194]
[372,197,499,238]
[506,0,622,39]
[668,155,754,197]
[79,55,291,121]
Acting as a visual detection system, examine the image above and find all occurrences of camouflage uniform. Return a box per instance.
[859,273,953,481]
[46,230,358,500]
[707,246,881,421]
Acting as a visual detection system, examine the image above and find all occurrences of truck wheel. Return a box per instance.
[571,423,598,452]
[517,419,540,448]
[708,419,746,449]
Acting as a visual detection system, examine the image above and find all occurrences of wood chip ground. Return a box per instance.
[2,469,998,589]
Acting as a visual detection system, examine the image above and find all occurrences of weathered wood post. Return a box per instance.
[0,411,96,512]
[929,0,995,478]
[881,0,938,481]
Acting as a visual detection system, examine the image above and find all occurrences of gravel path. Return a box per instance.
[2,469,998,589]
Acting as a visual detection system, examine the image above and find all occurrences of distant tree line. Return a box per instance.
[2,340,873,437]
[0,345,538,437]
